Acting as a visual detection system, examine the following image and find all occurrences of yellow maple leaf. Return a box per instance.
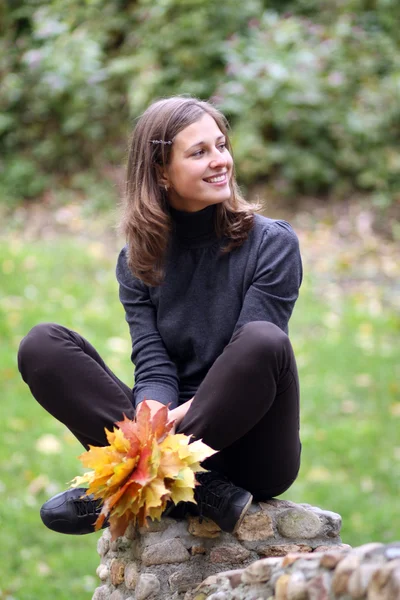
[70,401,216,540]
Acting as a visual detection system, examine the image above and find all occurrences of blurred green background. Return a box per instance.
[1,1,399,599]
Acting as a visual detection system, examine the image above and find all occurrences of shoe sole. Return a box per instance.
[233,493,253,534]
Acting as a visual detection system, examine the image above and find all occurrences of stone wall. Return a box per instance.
[92,499,347,600]
[189,542,400,600]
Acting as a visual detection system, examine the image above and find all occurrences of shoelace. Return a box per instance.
[73,497,101,518]
[196,476,233,523]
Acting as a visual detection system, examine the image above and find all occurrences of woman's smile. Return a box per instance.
[203,172,228,185]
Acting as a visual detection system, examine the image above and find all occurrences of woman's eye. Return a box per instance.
[192,143,226,157]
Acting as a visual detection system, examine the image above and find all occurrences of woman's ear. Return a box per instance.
[155,164,170,189]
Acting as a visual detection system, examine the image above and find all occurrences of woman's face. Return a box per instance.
[163,112,233,213]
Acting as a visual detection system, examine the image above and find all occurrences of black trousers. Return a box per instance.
[17,321,301,500]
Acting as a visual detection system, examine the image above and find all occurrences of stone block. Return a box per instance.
[125,561,140,590]
[257,544,312,557]
[319,549,350,569]
[92,585,111,600]
[348,563,380,598]
[384,543,400,561]
[109,591,124,600]
[210,543,251,564]
[190,544,207,555]
[236,512,274,541]
[275,573,291,599]
[169,564,204,593]
[314,544,351,554]
[306,573,330,600]
[135,573,160,600]
[96,564,109,581]
[331,554,361,596]
[241,557,283,584]
[367,559,400,600]
[97,535,110,558]
[277,508,321,539]
[286,571,307,600]
[221,569,245,589]
[142,538,190,566]
[110,558,126,586]
[305,506,342,538]
[351,542,384,559]
[188,516,221,538]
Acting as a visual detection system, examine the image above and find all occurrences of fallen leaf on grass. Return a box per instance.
[389,403,400,417]
[35,434,62,454]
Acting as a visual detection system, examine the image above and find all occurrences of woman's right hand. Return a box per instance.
[168,397,194,434]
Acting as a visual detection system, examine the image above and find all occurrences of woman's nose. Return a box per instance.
[209,149,227,169]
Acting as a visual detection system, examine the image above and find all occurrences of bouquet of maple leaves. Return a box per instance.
[70,401,216,540]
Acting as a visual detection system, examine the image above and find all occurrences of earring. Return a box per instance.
[164,184,169,192]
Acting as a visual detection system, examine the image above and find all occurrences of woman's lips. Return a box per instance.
[203,173,228,186]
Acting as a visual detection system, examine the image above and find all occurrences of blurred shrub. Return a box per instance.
[0,0,132,205]
[1,0,400,205]
[219,11,400,200]
[117,0,262,113]
[0,0,262,205]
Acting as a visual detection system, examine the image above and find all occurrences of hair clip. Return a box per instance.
[150,139,173,145]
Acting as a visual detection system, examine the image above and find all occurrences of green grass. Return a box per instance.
[0,235,399,599]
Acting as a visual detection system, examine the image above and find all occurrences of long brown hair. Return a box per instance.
[120,96,260,286]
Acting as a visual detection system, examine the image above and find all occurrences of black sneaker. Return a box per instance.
[194,471,253,533]
[40,488,108,535]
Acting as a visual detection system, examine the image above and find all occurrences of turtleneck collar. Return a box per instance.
[169,204,219,248]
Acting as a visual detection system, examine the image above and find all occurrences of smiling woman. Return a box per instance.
[18,96,303,540]
[122,96,255,287]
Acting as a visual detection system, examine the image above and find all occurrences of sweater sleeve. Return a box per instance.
[234,221,303,334]
[116,247,179,409]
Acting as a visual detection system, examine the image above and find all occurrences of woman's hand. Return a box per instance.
[168,397,194,434]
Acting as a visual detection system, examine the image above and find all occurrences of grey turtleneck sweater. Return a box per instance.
[116,206,302,409]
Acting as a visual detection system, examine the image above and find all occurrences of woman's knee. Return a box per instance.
[235,321,290,359]
[17,322,67,377]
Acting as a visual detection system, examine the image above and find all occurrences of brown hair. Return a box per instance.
[120,96,260,286]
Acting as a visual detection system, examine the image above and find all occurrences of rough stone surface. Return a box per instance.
[110,558,126,586]
[187,517,221,539]
[168,564,204,593]
[185,543,400,600]
[286,571,307,600]
[142,538,190,566]
[306,572,330,600]
[96,564,110,581]
[92,585,111,600]
[236,511,274,541]
[209,544,251,564]
[241,557,283,584]
[109,591,124,600]
[91,498,347,599]
[258,543,312,557]
[135,573,160,600]
[124,561,139,590]
[277,508,322,539]
[97,535,110,558]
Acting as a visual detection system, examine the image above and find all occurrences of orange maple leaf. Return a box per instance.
[70,401,216,540]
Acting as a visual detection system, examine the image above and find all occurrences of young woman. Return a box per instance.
[18,96,303,536]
